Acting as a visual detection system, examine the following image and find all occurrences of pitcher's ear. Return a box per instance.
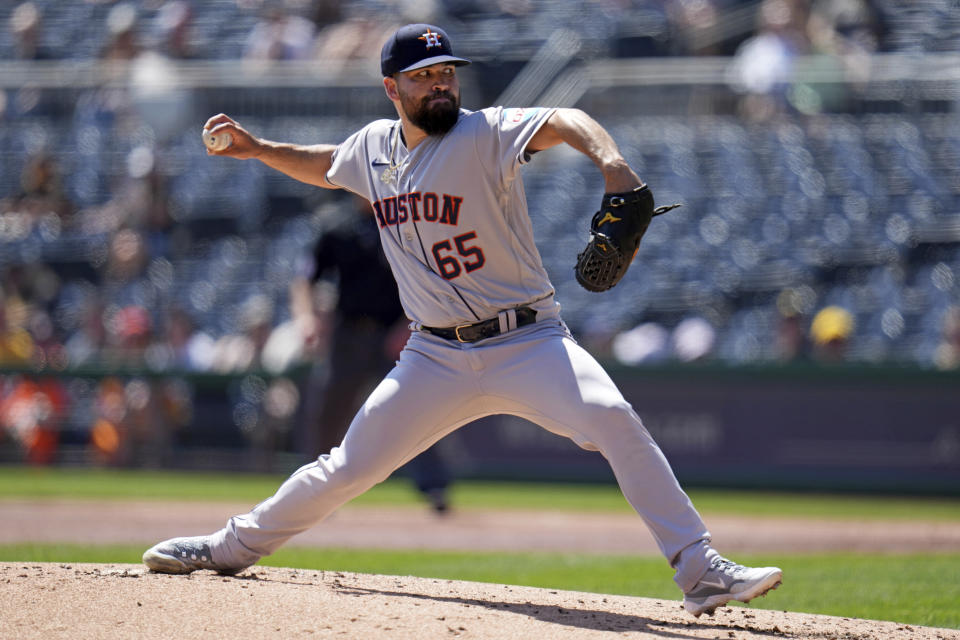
[383,76,400,101]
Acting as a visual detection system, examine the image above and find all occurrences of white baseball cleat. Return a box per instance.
[142,536,247,576]
[682,557,782,618]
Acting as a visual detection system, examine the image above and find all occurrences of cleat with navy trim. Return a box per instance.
[142,536,247,576]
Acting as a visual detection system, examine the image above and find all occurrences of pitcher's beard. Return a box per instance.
[403,90,461,135]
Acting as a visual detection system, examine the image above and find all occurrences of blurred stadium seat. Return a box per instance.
[0,0,957,371]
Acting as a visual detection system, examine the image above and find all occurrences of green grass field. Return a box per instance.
[2,466,959,629]
[3,466,959,520]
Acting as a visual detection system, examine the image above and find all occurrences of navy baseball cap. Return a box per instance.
[380,24,471,77]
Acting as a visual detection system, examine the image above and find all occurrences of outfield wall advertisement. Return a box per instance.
[441,365,960,493]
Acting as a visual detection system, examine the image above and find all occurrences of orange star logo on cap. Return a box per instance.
[419,28,442,49]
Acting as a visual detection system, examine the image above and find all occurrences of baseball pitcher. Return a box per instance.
[144,24,782,618]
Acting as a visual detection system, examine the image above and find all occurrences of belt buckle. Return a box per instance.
[454,323,472,343]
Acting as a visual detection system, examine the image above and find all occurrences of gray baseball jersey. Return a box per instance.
[326,106,561,328]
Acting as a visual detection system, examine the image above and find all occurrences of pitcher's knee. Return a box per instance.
[583,400,643,430]
[586,404,656,450]
[313,449,387,497]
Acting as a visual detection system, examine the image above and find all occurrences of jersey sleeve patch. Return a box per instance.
[502,107,539,125]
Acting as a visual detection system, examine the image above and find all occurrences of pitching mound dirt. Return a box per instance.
[3,563,957,640]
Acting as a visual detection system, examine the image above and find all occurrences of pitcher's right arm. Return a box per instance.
[203,113,340,190]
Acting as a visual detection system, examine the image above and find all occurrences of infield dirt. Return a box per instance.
[5,499,960,554]
[2,500,959,639]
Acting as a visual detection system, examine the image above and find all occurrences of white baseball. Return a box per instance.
[202,129,232,152]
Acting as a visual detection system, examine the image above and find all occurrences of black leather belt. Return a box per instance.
[422,307,537,343]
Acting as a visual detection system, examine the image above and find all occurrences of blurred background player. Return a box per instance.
[289,193,451,513]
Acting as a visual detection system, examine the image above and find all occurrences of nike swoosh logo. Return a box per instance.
[697,576,729,590]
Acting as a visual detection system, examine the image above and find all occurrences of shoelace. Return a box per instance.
[711,558,745,576]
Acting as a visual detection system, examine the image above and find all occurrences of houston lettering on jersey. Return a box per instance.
[372,192,463,228]
[372,192,486,281]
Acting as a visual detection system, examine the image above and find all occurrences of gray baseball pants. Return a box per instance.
[210,319,715,592]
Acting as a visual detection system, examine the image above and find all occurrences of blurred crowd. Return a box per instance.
[1,0,958,466]
[0,0,903,65]
[604,297,960,368]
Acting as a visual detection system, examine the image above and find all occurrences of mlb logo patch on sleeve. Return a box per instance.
[503,108,539,124]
